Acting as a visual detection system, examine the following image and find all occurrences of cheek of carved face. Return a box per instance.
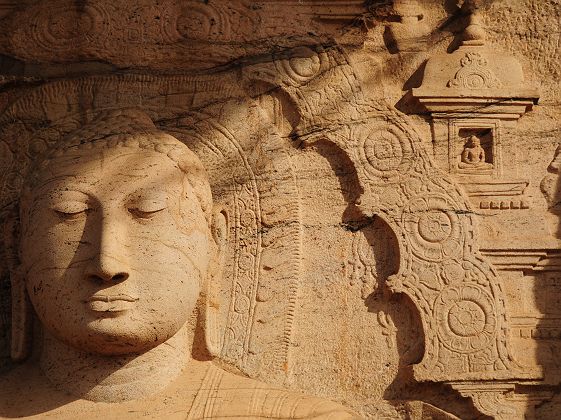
[20,149,211,355]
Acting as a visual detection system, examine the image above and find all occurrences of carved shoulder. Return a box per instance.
[187,363,362,419]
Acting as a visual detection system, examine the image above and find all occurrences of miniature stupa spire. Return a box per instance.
[461,0,486,47]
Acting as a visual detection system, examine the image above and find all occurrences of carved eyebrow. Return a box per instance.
[47,190,90,200]
[127,187,167,198]
[25,189,91,222]
[128,198,167,212]
[31,174,101,197]
[29,188,90,208]
[31,175,80,193]
[126,190,168,205]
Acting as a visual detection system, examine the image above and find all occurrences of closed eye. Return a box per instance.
[52,201,89,219]
[128,206,166,219]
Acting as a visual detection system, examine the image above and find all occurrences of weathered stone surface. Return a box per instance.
[0,1,560,419]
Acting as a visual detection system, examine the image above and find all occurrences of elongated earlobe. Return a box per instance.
[204,292,222,358]
[204,207,228,358]
[11,266,32,361]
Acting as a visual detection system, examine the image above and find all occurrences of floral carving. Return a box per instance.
[436,285,497,354]
[27,3,111,52]
[356,124,415,184]
[403,194,463,262]
[448,52,502,89]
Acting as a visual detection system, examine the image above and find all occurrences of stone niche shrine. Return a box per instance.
[0,1,561,419]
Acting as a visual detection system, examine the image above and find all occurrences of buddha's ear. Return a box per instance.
[11,265,32,361]
[5,206,33,362]
[204,206,228,358]
[211,206,228,260]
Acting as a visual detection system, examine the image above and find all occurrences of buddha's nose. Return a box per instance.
[86,263,129,284]
[85,218,130,284]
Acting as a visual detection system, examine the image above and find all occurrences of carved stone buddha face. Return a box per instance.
[5,113,359,418]
[469,135,481,148]
[18,117,218,356]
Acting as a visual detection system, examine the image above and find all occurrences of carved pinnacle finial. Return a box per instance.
[460,0,486,46]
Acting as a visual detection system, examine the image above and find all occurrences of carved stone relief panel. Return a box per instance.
[0,1,560,419]
[0,60,511,419]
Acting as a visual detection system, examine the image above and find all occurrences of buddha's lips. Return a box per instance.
[86,294,138,303]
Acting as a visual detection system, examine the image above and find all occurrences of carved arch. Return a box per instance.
[242,44,526,383]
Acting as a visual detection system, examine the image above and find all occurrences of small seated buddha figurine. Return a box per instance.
[0,109,360,419]
[458,135,493,170]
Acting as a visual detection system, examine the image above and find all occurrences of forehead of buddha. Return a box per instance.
[22,109,213,223]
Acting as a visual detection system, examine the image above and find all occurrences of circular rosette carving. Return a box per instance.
[29,3,109,52]
[175,1,231,41]
[355,123,414,183]
[403,194,463,262]
[173,1,257,43]
[276,47,323,85]
[435,285,497,354]
[451,68,500,89]
[129,5,178,44]
[447,52,502,89]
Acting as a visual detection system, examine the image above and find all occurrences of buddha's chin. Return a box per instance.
[58,318,176,356]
